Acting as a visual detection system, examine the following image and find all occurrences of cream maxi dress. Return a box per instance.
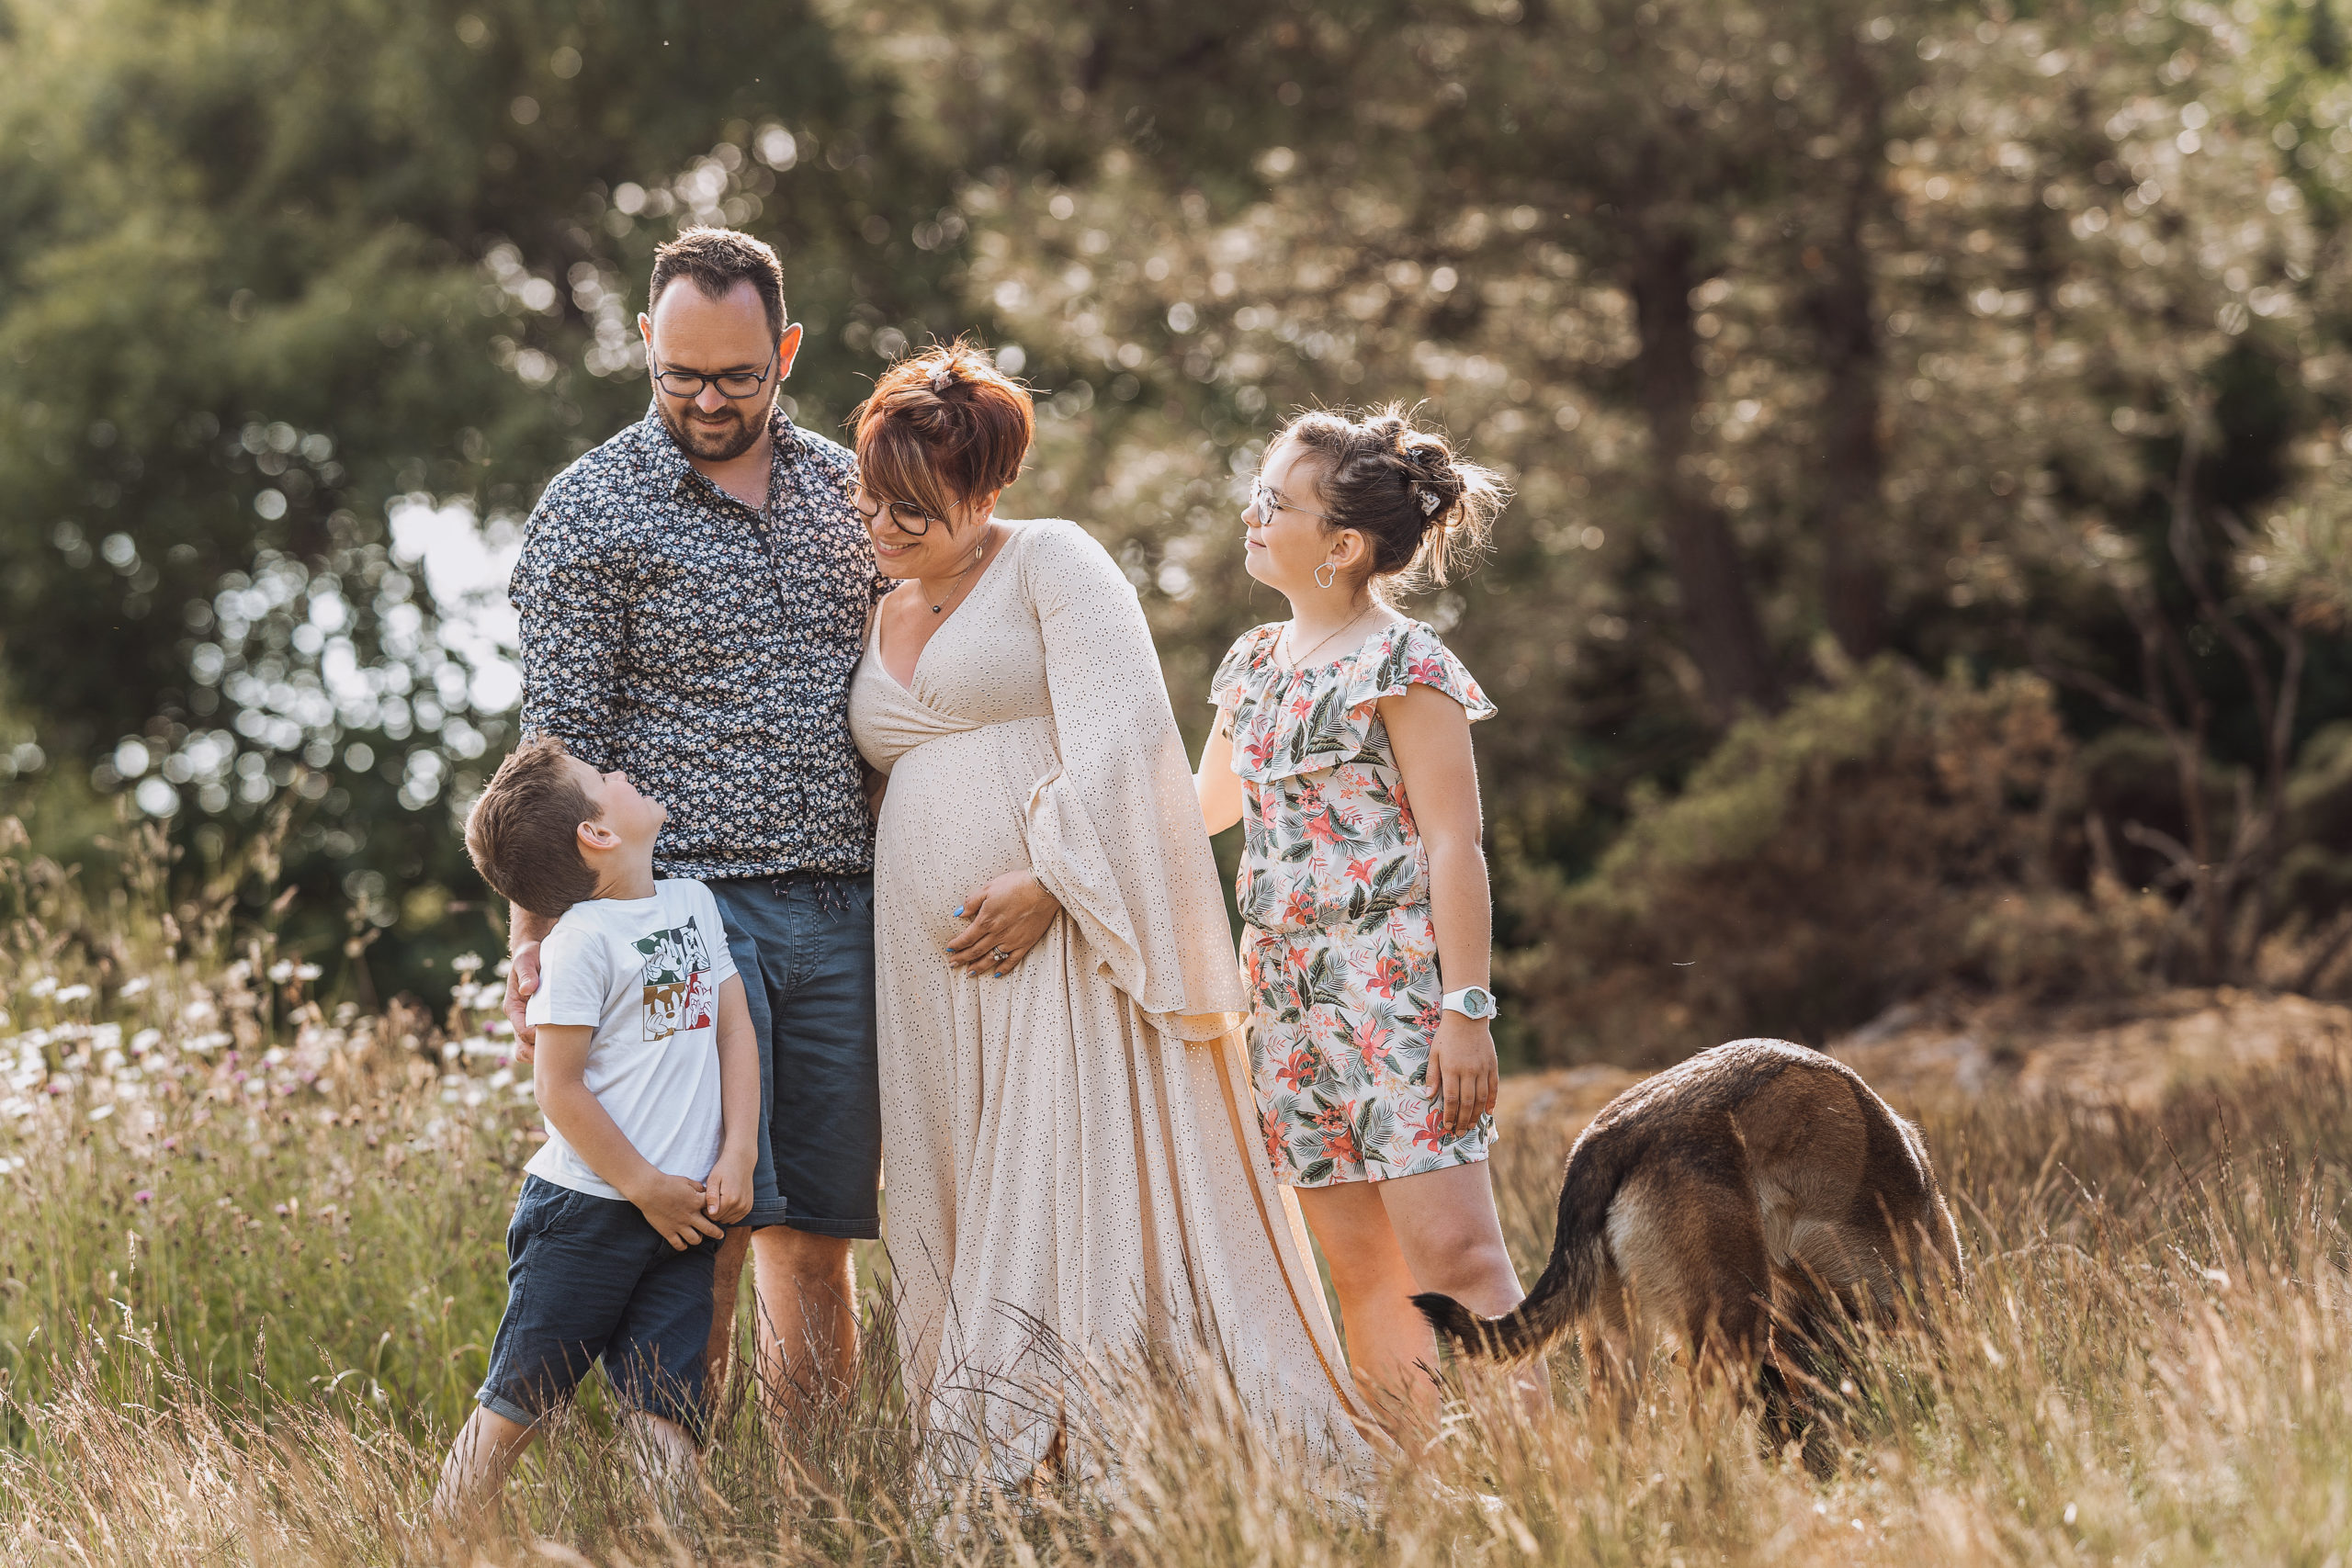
[849,518,1373,1474]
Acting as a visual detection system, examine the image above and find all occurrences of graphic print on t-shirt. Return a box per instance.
[634,921,714,1043]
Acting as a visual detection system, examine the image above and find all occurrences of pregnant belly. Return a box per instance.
[873,716,1057,953]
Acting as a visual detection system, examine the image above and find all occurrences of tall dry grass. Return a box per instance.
[4,817,2351,1562]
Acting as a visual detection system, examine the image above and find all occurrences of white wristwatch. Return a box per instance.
[1442,985,1498,1021]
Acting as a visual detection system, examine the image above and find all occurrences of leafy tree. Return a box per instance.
[875,0,2352,1051]
[0,0,975,988]
[8,0,2352,1039]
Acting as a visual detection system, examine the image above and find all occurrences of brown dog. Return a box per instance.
[1416,1039,1962,1399]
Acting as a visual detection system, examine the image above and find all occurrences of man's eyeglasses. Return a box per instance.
[853,490,947,536]
[1251,478,1330,523]
[652,344,781,400]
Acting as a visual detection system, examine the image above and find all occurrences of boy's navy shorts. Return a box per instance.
[476,1175,720,1438]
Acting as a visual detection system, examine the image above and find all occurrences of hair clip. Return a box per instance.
[1419,489,1442,517]
[930,366,956,393]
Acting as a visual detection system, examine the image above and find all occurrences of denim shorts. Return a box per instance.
[477,1176,721,1438]
[707,873,881,1239]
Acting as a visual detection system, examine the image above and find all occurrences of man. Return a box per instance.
[502,227,885,1416]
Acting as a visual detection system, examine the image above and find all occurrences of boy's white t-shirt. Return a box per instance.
[523,877,738,1201]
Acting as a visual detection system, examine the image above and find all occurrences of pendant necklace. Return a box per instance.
[1281,604,1377,673]
[922,530,991,614]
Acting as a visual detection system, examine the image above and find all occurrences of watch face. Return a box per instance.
[1451,987,1496,1018]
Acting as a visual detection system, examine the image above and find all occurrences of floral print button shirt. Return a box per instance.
[512,402,889,881]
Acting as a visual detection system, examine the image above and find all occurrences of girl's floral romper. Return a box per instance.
[1211,618,1498,1186]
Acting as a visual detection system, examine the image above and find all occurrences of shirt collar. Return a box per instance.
[638,399,803,502]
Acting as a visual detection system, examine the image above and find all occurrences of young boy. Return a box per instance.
[434,735,760,1514]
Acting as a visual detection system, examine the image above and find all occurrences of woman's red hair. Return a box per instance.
[850,338,1034,523]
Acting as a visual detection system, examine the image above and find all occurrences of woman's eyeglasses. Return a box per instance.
[853,491,948,536]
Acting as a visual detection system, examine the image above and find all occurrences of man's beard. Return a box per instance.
[656,395,770,462]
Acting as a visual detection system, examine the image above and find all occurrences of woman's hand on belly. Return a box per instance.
[946,870,1063,977]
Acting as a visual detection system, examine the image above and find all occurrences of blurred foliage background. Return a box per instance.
[6,0,2352,1066]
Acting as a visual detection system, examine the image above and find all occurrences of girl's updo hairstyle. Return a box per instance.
[1275,403,1506,591]
[849,337,1035,525]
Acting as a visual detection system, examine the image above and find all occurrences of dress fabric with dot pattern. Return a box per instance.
[849,520,1374,1475]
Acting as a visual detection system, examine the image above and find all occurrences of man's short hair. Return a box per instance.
[648,228,786,341]
[464,735,602,920]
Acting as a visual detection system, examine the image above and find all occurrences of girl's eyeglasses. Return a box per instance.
[1251,479,1330,522]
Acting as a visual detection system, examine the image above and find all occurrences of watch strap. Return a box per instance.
[1442,986,1496,1019]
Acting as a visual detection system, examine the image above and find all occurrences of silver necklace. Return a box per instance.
[1280,604,1378,672]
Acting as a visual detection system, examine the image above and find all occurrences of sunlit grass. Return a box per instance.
[5,822,2351,1562]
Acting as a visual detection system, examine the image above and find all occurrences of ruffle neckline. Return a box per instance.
[1214,619,1494,785]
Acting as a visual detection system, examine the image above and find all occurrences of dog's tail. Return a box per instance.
[1413,1135,1621,1362]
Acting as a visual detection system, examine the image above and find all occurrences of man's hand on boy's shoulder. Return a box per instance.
[503,902,559,1062]
[628,1171,727,1251]
[503,941,542,1061]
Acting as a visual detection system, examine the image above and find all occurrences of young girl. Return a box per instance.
[1196,405,1540,1431]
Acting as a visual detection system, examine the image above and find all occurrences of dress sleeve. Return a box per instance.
[1021,523,1249,1042]
[1351,622,1496,725]
[512,478,628,771]
[1232,622,1495,785]
[1209,626,1272,714]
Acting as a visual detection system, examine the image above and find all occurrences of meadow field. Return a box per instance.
[10,2,2352,1560]
[4,828,2350,1566]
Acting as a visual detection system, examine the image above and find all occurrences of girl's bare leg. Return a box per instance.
[1294,1181,1445,1438]
[1378,1161,1551,1419]
[1299,1163,1550,1429]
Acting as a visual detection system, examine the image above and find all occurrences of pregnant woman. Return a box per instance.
[846,342,1371,1476]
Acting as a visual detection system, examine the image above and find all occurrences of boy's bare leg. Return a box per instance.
[706,1228,752,1404]
[432,1406,536,1519]
[619,1410,700,1485]
[748,1225,856,1420]
[618,1410,701,1532]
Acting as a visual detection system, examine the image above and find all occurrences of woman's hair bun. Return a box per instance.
[850,336,1036,525]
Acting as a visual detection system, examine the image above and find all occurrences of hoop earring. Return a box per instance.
[1314,563,1337,590]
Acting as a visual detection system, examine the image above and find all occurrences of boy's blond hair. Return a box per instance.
[464,736,601,919]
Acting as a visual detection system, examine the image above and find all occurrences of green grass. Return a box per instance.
[6,829,2352,1562]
